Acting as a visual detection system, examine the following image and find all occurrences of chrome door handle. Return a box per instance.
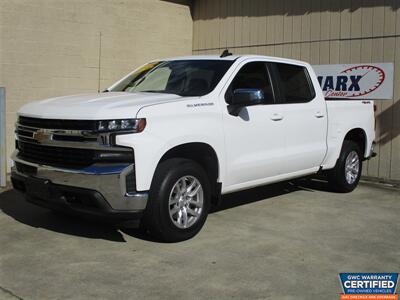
[315,111,324,118]
[270,113,283,121]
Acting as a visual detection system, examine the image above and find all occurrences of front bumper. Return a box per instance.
[11,151,148,219]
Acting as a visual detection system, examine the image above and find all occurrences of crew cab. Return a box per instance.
[11,54,375,242]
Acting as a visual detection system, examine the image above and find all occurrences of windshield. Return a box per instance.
[109,60,234,96]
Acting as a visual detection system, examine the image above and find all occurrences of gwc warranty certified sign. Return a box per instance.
[339,273,399,300]
[313,63,394,99]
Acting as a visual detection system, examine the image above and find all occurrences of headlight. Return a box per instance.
[96,118,146,133]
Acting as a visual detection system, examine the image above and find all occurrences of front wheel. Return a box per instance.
[328,141,362,193]
[142,158,211,242]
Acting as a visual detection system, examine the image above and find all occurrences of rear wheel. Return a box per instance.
[328,141,362,193]
[143,158,211,242]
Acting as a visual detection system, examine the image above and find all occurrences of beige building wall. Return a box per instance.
[192,0,400,181]
[0,0,192,171]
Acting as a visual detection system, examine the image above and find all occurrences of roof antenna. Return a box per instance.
[220,49,232,58]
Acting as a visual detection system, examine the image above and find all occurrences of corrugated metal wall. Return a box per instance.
[192,0,400,181]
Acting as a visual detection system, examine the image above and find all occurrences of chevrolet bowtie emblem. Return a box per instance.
[33,131,52,142]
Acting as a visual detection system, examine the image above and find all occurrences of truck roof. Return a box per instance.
[163,54,309,66]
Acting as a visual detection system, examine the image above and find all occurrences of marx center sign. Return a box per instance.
[312,63,394,99]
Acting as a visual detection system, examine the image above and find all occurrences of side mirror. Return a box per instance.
[228,88,264,116]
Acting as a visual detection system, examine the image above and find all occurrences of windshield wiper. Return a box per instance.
[141,90,181,96]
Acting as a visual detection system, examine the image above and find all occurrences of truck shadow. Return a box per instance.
[211,177,329,213]
[0,177,331,243]
[0,189,127,242]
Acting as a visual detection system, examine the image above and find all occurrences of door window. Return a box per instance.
[226,62,274,104]
[272,63,315,103]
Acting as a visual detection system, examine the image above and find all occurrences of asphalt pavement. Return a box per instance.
[0,179,399,300]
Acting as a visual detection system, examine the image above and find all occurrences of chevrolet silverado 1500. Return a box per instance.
[11,54,375,242]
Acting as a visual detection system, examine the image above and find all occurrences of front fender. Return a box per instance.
[116,100,225,191]
[116,133,225,192]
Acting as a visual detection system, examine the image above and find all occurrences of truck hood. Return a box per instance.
[18,92,184,119]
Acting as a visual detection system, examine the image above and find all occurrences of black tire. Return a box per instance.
[328,140,363,193]
[142,158,211,242]
[50,209,67,216]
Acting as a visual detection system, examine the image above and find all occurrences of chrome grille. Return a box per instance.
[15,124,98,147]
[15,117,134,169]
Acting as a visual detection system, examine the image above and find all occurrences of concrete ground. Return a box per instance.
[0,179,399,300]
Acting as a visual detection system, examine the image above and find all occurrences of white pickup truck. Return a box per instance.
[11,54,375,242]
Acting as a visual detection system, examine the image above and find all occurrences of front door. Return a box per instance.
[221,60,286,191]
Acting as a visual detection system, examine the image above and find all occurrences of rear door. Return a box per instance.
[269,62,327,174]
